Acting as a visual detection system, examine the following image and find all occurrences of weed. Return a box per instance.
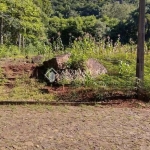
[119,61,132,77]
[0,75,55,101]
[1,33,150,101]
[0,67,7,85]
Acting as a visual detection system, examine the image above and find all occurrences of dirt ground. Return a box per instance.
[0,58,150,150]
[0,105,150,150]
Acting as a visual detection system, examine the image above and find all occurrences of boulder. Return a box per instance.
[32,55,43,64]
[85,58,107,77]
[42,54,107,83]
[43,53,71,70]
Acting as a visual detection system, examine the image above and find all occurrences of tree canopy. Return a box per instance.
[0,0,149,47]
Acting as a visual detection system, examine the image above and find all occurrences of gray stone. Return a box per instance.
[85,58,107,77]
[43,55,107,83]
[32,55,43,64]
[56,68,85,82]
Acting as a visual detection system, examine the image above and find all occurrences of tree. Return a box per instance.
[0,0,52,47]
[101,2,136,20]
[0,1,8,44]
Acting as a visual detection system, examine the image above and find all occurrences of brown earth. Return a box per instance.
[0,58,150,149]
[0,105,150,150]
[0,58,36,80]
[0,58,148,103]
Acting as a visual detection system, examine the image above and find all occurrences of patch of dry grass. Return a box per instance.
[0,76,55,101]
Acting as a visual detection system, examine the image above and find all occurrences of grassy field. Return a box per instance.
[0,36,150,101]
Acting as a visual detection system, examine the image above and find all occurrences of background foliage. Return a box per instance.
[1,0,150,48]
[1,0,150,100]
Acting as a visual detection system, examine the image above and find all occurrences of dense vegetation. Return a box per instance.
[1,0,150,49]
[0,0,150,101]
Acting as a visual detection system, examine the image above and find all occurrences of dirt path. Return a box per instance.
[0,105,150,150]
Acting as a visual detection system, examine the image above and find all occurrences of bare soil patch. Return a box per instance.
[0,58,36,80]
[0,59,150,149]
[0,105,150,150]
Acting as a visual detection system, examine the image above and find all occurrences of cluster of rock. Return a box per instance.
[41,53,107,84]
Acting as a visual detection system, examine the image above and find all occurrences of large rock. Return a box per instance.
[85,58,107,77]
[32,55,43,64]
[43,53,71,70]
[43,54,107,83]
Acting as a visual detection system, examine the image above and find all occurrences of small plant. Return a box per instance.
[0,67,7,85]
[83,72,100,89]
[57,70,73,90]
[67,58,86,70]
[119,60,132,77]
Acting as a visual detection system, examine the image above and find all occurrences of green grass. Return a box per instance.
[0,77,55,101]
[0,37,150,101]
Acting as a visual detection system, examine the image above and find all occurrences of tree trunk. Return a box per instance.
[136,0,145,81]
[18,33,22,50]
[22,36,25,49]
[0,16,4,45]
[119,0,123,4]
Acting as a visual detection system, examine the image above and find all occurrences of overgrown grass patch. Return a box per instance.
[0,77,55,101]
[0,36,150,101]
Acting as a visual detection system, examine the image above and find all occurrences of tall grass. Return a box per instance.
[0,34,150,99]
